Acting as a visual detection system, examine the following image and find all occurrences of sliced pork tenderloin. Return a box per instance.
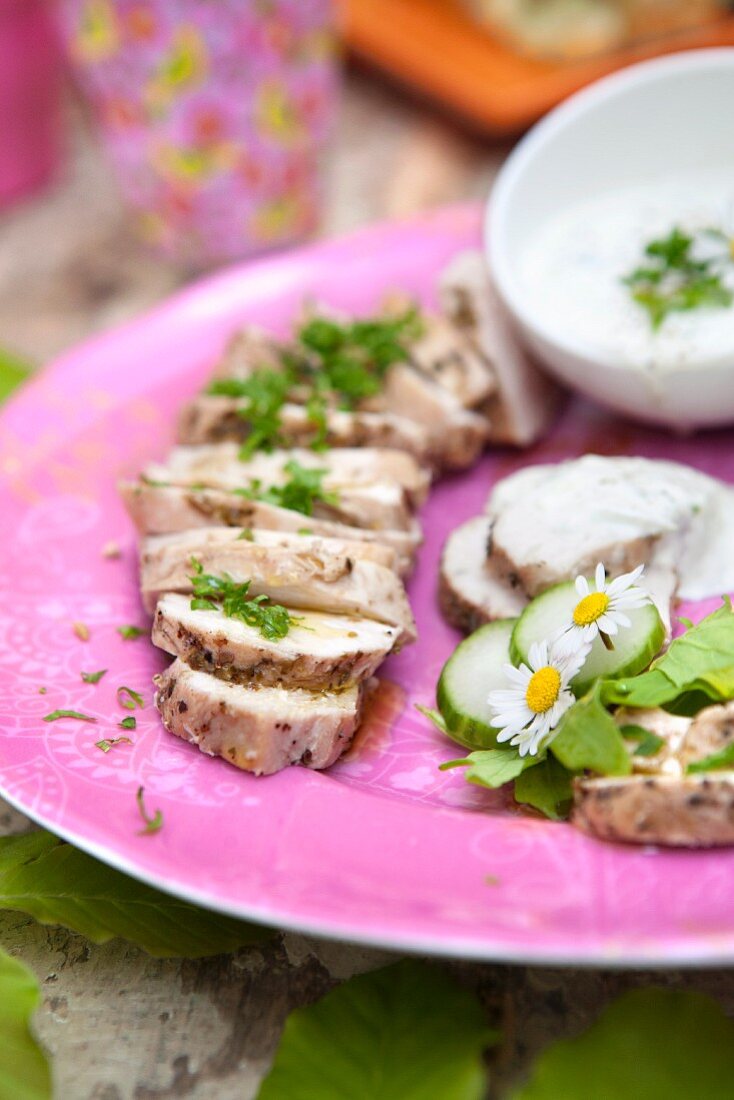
[440,250,561,446]
[139,538,417,642]
[142,525,399,574]
[365,363,490,471]
[153,593,399,690]
[438,515,526,633]
[119,481,422,573]
[208,327,286,381]
[485,456,718,598]
[572,773,734,847]
[177,397,432,461]
[154,659,367,774]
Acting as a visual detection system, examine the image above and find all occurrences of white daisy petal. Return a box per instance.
[595,562,606,591]
[575,575,589,597]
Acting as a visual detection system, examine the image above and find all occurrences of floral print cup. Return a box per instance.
[57,0,339,267]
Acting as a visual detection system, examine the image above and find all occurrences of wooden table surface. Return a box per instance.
[1,70,732,1100]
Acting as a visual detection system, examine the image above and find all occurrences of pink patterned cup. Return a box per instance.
[0,0,63,207]
[56,0,339,268]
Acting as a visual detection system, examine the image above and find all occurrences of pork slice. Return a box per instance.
[439,516,527,634]
[177,397,432,460]
[154,444,430,506]
[367,363,490,471]
[572,773,734,847]
[209,326,285,381]
[139,460,418,534]
[139,540,417,643]
[487,455,717,597]
[119,481,422,572]
[154,659,367,774]
[440,250,561,446]
[381,298,496,409]
[153,593,399,690]
[142,526,399,574]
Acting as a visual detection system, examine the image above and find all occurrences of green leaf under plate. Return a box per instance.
[0,947,51,1100]
[512,988,734,1100]
[0,831,272,958]
[257,959,495,1100]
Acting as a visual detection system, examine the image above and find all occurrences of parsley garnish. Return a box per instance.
[235,460,338,517]
[297,308,421,407]
[188,559,297,640]
[119,717,137,731]
[203,308,421,457]
[81,669,107,684]
[117,686,144,711]
[43,710,97,723]
[118,625,145,640]
[237,527,254,541]
[623,226,734,329]
[136,786,163,835]
[208,368,294,459]
[96,735,133,752]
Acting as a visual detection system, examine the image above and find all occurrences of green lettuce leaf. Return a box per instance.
[0,831,272,957]
[514,756,574,820]
[604,600,734,713]
[512,988,734,1100]
[257,960,494,1100]
[550,685,631,777]
[440,747,529,788]
[687,741,734,774]
[0,948,51,1100]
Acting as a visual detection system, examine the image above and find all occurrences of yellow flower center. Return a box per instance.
[525,667,562,714]
[573,591,610,626]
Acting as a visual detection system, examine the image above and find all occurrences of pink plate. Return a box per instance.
[2,205,734,966]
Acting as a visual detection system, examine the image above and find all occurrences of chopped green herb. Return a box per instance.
[237,527,254,541]
[96,736,133,753]
[117,686,144,711]
[297,308,422,408]
[235,459,339,517]
[81,669,107,684]
[189,558,297,640]
[73,621,90,641]
[118,625,145,640]
[305,388,329,451]
[136,786,163,836]
[297,527,313,536]
[43,710,97,724]
[620,724,664,757]
[623,226,734,330]
[38,687,47,695]
[119,716,137,731]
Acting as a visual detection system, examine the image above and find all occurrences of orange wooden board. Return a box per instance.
[342,0,734,134]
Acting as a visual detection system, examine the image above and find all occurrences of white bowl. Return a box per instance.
[486,49,734,430]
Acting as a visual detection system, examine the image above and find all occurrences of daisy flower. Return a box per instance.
[560,562,651,650]
[487,637,590,758]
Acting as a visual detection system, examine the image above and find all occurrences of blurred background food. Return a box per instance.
[465,0,725,59]
[1,0,734,373]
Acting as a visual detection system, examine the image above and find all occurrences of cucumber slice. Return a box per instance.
[510,580,665,696]
[437,619,515,750]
